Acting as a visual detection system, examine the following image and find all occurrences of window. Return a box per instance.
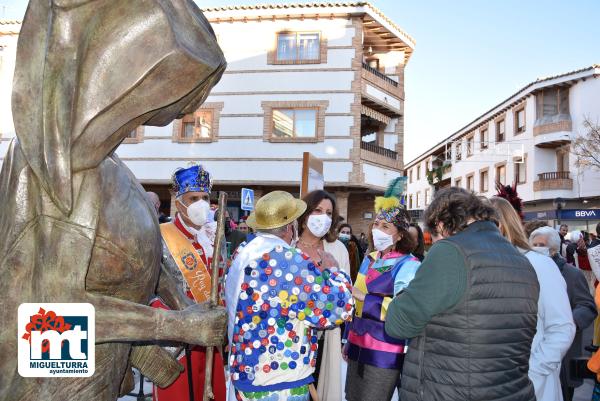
[496,164,506,185]
[425,189,431,206]
[179,110,213,140]
[466,174,474,191]
[273,109,317,138]
[262,101,328,142]
[515,157,526,184]
[174,103,223,143]
[466,136,474,157]
[480,170,489,192]
[515,107,526,134]
[454,177,462,188]
[416,192,420,208]
[409,169,413,183]
[123,126,144,144]
[417,165,421,180]
[496,119,505,143]
[409,194,413,209]
[274,32,321,64]
[536,87,569,120]
[557,148,569,172]
[455,141,462,161]
[480,127,489,150]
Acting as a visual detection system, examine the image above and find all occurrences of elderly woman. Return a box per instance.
[530,226,597,400]
[491,197,575,401]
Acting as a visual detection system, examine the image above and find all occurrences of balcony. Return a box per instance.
[360,141,400,169]
[361,63,402,117]
[533,171,573,191]
[362,62,398,88]
[533,120,572,148]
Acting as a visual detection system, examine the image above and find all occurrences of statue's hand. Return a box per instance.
[178,302,227,346]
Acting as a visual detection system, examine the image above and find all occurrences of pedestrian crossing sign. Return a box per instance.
[241,188,254,211]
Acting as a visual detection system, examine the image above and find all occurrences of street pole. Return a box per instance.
[203,192,227,401]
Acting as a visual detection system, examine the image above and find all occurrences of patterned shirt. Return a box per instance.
[228,241,354,393]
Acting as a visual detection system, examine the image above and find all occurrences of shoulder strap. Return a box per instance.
[160,222,211,303]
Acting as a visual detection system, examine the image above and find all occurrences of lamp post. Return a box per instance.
[553,197,566,227]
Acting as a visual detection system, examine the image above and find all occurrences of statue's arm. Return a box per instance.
[91,292,224,345]
[92,241,222,345]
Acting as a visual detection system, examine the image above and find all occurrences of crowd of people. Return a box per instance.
[144,163,600,401]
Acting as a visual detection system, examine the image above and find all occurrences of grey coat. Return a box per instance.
[552,253,597,388]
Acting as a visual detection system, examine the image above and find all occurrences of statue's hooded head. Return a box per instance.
[11,0,226,215]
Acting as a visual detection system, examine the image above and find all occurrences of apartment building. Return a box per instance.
[0,3,414,235]
[405,65,600,232]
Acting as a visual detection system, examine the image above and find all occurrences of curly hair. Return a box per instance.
[424,187,496,235]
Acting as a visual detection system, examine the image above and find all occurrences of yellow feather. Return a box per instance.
[374,196,400,213]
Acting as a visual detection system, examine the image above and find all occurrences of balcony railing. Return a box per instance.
[362,62,398,87]
[533,171,573,191]
[361,141,398,159]
[538,171,570,180]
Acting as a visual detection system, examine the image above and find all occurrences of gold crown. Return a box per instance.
[247,191,307,230]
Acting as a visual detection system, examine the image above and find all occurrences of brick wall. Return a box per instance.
[346,193,376,237]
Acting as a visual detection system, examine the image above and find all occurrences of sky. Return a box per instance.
[2,0,599,163]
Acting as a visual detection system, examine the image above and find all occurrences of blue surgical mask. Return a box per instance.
[338,233,351,243]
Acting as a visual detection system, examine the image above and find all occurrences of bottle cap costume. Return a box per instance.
[225,192,354,401]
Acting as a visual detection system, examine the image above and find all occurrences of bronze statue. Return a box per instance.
[0,1,227,400]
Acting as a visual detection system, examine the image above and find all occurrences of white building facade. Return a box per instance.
[0,3,414,235]
[405,65,600,233]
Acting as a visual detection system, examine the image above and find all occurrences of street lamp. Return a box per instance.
[553,197,567,227]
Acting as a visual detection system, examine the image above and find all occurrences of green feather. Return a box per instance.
[383,177,407,198]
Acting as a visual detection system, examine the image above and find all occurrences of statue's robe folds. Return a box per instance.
[0,141,161,400]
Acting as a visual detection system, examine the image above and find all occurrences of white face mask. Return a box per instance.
[180,198,210,227]
[306,214,332,238]
[372,228,395,252]
[532,246,550,257]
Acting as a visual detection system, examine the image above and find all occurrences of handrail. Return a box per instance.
[537,171,570,180]
[362,62,398,87]
[360,141,397,159]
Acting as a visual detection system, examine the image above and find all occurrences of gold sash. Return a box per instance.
[160,222,211,303]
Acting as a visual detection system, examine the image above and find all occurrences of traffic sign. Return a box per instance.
[241,188,254,211]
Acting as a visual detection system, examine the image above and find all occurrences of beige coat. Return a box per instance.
[317,240,351,401]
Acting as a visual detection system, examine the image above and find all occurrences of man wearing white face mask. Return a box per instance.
[150,164,227,401]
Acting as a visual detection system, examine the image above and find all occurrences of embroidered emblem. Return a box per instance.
[181,252,197,271]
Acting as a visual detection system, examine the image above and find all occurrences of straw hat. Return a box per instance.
[247,191,307,230]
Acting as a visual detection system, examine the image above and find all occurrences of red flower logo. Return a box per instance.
[22,308,72,353]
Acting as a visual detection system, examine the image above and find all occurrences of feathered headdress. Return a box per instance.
[495,181,524,220]
[374,177,410,229]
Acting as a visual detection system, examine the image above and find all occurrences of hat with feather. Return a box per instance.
[495,181,524,220]
[374,177,410,230]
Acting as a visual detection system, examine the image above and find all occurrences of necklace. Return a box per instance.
[298,238,322,249]
[297,238,323,265]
